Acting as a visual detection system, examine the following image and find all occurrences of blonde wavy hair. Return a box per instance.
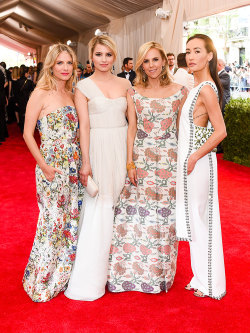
[134,41,172,87]
[36,43,77,91]
[88,35,117,62]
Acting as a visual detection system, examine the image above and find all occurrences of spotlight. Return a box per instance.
[155,8,172,19]
[67,40,71,45]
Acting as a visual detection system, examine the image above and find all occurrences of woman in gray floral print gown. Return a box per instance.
[22,44,83,302]
[108,42,187,294]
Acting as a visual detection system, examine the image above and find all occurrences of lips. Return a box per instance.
[61,73,69,75]
[188,63,196,66]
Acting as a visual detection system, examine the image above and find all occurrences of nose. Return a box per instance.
[63,62,69,70]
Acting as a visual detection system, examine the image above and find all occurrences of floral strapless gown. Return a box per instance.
[23,106,83,302]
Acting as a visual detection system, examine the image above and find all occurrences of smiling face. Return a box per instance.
[142,48,165,80]
[92,44,114,72]
[186,38,213,73]
[52,51,73,81]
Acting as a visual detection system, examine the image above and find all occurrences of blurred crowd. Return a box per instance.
[225,61,250,91]
[0,60,94,140]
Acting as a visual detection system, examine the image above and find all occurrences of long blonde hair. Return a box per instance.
[12,66,20,80]
[88,35,117,62]
[134,41,172,87]
[36,43,77,91]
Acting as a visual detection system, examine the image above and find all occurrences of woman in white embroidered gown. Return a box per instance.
[176,34,227,299]
[65,35,130,301]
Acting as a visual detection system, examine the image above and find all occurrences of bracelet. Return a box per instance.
[126,161,136,171]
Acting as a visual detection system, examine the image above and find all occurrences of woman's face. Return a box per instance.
[142,48,165,80]
[92,44,114,72]
[52,51,73,81]
[76,68,82,77]
[186,38,212,73]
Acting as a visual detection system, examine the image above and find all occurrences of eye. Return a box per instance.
[57,61,63,64]
[153,58,159,62]
[195,50,200,54]
[107,53,113,57]
[68,61,73,65]
[143,59,149,64]
[186,51,190,54]
[95,52,102,56]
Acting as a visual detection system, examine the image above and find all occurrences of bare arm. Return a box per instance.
[75,88,91,186]
[177,87,188,133]
[187,85,227,175]
[126,91,137,186]
[23,89,62,181]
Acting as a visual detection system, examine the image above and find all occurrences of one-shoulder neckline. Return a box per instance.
[38,105,76,120]
[131,86,185,100]
[88,77,127,101]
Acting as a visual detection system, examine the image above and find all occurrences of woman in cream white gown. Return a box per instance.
[65,35,131,301]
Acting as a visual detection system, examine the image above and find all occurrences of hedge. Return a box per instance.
[223,97,250,167]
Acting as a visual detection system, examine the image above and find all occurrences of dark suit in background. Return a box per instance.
[219,69,231,116]
[117,70,136,85]
[0,70,8,141]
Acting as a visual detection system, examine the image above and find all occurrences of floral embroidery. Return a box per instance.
[108,88,188,293]
[23,106,83,302]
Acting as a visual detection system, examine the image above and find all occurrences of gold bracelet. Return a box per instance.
[126,161,136,171]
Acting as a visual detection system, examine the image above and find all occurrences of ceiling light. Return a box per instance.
[155,8,172,19]
[67,40,71,45]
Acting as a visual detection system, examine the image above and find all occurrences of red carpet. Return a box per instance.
[0,123,249,333]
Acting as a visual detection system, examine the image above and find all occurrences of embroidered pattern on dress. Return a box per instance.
[182,81,224,299]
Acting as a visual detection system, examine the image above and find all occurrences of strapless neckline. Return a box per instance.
[38,105,76,120]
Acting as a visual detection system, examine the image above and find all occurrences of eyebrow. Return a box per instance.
[186,47,201,50]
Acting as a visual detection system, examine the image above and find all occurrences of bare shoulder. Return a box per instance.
[169,82,182,91]
[115,76,131,89]
[29,88,48,105]
[200,84,217,99]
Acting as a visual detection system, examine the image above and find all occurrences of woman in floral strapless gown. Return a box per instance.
[108,42,187,294]
[22,44,83,302]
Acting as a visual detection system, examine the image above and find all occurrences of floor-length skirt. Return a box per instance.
[65,126,127,301]
[187,153,226,299]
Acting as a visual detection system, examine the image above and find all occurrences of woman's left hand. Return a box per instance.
[187,153,198,175]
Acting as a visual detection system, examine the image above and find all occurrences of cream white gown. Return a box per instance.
[64,78,127,301]
[176,81,226,299]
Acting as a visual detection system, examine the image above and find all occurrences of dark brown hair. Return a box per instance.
[187,34,223,105]
[177,53,187,68]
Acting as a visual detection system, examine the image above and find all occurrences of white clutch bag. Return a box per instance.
[86,176,98,197]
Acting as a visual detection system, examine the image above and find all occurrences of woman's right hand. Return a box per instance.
[128,168,137,186]
[79,164,92,187]
[41,164,63,182]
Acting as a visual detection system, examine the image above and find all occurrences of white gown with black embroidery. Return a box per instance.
[176,81,226,299]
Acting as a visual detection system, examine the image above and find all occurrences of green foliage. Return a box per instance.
[223,98,250,167]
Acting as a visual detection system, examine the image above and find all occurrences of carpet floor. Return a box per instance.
[0,123,249,333]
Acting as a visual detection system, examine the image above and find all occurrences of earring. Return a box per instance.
[143,72,148,83]
[50,69,53,75]
[162,65,165,71]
